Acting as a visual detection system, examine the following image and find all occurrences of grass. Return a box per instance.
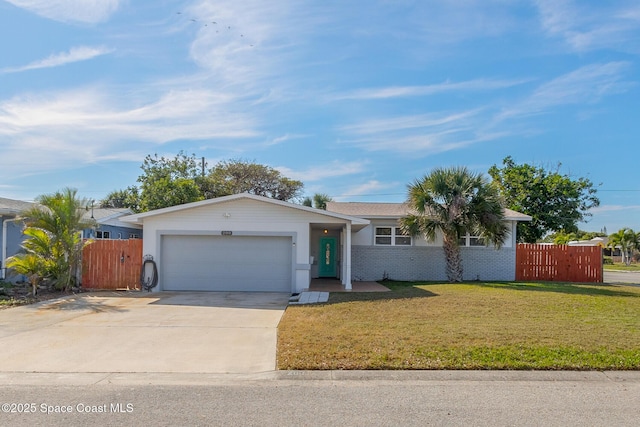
[604,263,640,272]
[277,281,640,370]
[0,297,28,308]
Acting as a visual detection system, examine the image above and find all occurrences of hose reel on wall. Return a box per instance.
[140,254,158,291]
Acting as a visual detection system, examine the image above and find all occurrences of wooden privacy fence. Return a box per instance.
[81,239,143,290]
[516,244,603,283]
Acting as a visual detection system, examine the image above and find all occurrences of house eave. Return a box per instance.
[120,193,370,229]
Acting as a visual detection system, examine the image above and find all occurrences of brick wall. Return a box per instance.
[351,246,516,282]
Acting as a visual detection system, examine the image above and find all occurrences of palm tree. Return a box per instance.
[400,167,510,282]
[302,193,333,210]
[19,188,93,290]
[608,228,637,265]
[5,228,57,296]
[312,193,333,210]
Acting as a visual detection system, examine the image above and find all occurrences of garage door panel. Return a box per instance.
[161,235,292,292]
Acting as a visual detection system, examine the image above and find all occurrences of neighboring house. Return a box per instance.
[0,197,35,280]
[121,193,531,293]
[81,208,143,240]
[568,236,620,257]
[567,237,608,247]
[0,198,142,281]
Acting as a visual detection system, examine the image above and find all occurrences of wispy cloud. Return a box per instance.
[264,134,308,147]
[185,0,320,89]
[6,0,121,24]
[276,161,367,182]
[534,0,640,52]
[0,87,258,139]
[1,46,113,74]
[348,131,508,155]
[402,0,523,45]
[334,78,531,101]
[496,62,633,121]
[0,85,260,176]
[618,7,640,22]
[338,110,498,155]
[340,111,480,136]
[591,204,640,214]
[333,180,400,201]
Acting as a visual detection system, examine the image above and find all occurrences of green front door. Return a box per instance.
[318,237,337,277]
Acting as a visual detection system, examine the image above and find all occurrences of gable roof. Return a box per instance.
[325,202,411,218]
[120,193,370,227]
[568,236,609,247]
[0,197,36,217]
[82,207,142,229]
[82,207,134,222]
[0,198,141,229]
[326,201,532,221]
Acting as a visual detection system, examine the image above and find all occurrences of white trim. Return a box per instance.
[374,226,412,246]
[154,229,297,293]
[344,222,352,290]
[458,233,488,247]
[120,193,369,228]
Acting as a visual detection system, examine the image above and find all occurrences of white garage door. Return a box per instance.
[160,235,292,292]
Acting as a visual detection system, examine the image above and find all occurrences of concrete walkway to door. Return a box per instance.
[0,291,289,374]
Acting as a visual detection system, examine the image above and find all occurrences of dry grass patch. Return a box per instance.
[277,281,640,370]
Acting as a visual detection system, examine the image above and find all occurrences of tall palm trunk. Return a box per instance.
[400,167,510,284]
[443,234,463,282]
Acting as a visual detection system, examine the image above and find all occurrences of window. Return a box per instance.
[129,233,140,239]
[394,227,411,245]
[375,227,412,246]
[375,227,392,245]
[469,237,486,246]
[459,234,486,247]
[96,231,110,239]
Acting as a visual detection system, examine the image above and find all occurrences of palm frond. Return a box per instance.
[403,166,509,282]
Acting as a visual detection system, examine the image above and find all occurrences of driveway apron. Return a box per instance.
[0,292,289,374]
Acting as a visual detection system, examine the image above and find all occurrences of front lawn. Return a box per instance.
[277,281,640,370]
[604,263,640,272]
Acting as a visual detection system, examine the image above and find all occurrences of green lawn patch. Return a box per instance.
[277,281,640,370]
[604,263,640,272]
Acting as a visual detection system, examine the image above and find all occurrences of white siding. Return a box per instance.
[139,198,350,292]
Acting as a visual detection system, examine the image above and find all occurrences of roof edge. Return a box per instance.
[120,194,370,225]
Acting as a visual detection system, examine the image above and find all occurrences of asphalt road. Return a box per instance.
[604,270,640,285]
[0,372,638,426]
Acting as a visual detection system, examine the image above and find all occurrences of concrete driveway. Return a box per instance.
[0,291,289,374]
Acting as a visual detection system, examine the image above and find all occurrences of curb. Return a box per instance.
[1,370,639,386]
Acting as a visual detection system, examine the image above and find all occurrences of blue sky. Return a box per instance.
[1,0,638,233]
